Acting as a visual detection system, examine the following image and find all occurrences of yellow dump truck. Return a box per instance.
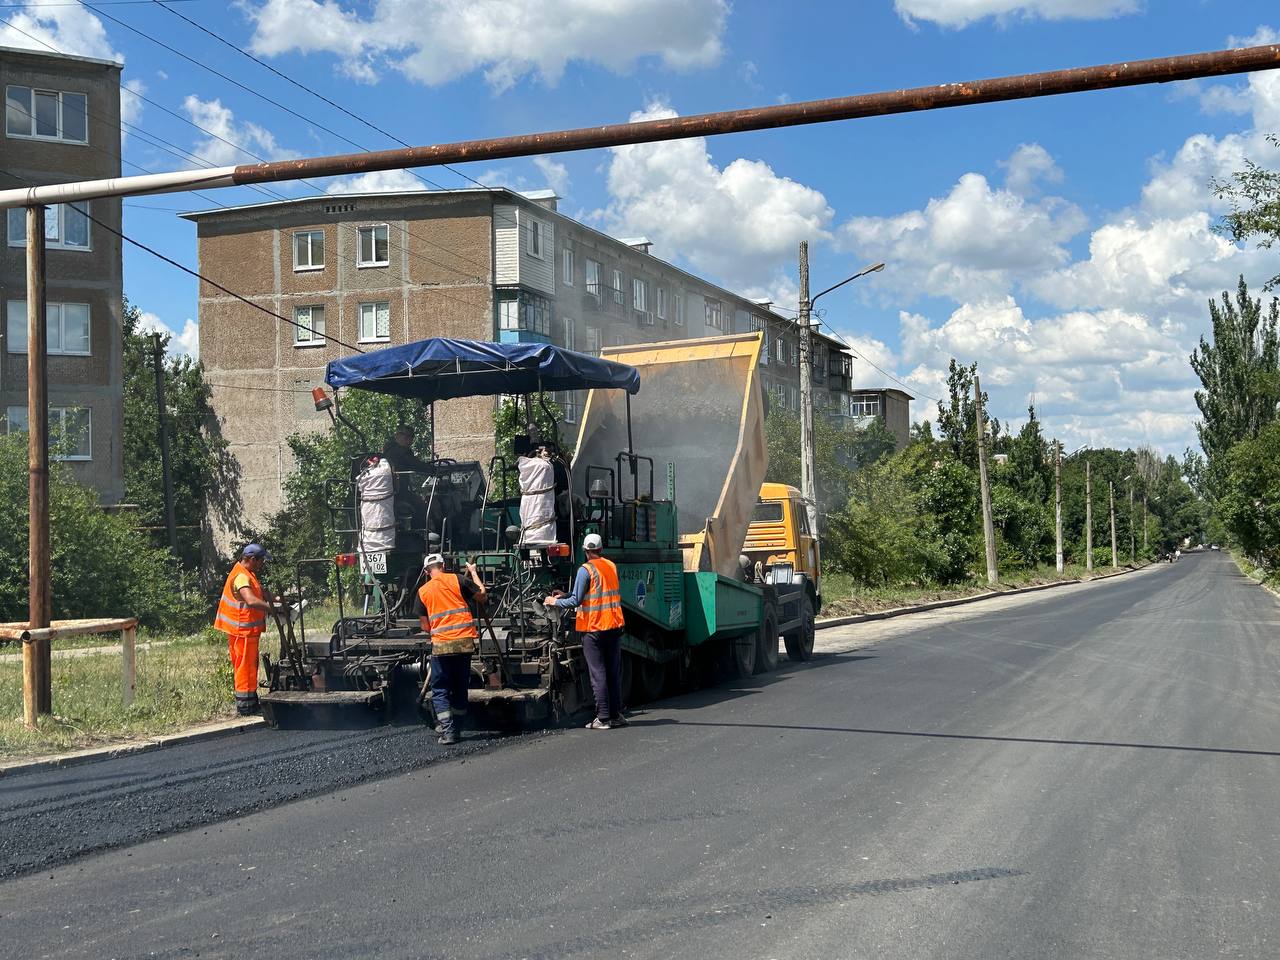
[746,481,822,615]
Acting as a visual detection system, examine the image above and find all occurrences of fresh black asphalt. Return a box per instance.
[2,551,1278,959]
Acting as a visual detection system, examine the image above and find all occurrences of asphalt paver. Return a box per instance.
[2,551,1278,959]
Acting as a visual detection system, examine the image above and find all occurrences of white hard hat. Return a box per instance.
[582,533,603,551]
[423,553,445,568]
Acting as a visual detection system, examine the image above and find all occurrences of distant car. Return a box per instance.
[1210,544,1220,550]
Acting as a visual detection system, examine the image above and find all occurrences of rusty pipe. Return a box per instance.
[0,43,1276,208]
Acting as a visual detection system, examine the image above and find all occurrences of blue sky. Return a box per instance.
[3,0,1278,455]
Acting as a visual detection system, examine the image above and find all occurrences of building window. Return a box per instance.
[562,315,575,351]
[850,392,881,417]
[293,231,324,271]
[775,336,788,366]
[562,247,574,286]
[583,325,600,356]
[770,382,787,410]
[673,293,684,327]
[5,86,88,143]
[7,202,90,250]
[527,217,548,259]
[357,224,389,267]
[497,289,552,335]
[6,300,90,355]
[585,259,601,300]
[357,301,391,342]
[611,269,625,305]
[656,287,666,321]
[705,298,723,330]
[6,405,91,460]
[632,278,648,312]
[294,305,326,346]
[557,391,580,424]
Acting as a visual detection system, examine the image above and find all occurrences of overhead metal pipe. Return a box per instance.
[0,43,1277,209]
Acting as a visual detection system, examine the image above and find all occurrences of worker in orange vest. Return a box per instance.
[543,533,627,729]
[214,544,280,716]
[418,553,487,745]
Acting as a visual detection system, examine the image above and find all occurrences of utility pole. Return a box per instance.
[1109,481,1118,571]
[974,373,998,585]
[1054,440,1063,574]
[797,241,819,536]
[1129,479,1136,564]
[1143,496,1148,553]
[25,205,51,726]
[1085,459,1093,572]
[150,333,179,556]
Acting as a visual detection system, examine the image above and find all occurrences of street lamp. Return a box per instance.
[797,241,885,535]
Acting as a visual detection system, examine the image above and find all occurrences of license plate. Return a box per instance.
[360,552,387,575]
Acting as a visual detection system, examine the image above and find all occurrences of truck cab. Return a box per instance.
[744,482,821,613]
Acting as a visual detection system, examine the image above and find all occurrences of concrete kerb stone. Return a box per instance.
[815,563,1152,632]
[0,716,266,778]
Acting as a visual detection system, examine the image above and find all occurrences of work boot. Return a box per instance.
[609,714,629,728]
[236,696,261,717]
[438,729,460,745]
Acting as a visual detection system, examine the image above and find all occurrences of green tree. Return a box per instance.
[121,300,233,566]
[918,457,980,583]
[1214,135,1280,289]
[847,418,898,470]
[1189,277,1280,496]
[0,434,196,628]
[1003,403,1052,504]
[935,359,1000,469]
[1218,421,1280,570]
[763,409,858,525]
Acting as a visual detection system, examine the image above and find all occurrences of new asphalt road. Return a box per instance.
[2,551,1278,959]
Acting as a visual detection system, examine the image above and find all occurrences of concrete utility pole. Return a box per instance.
[1110,481,1119,572]
[1129,480,1136,564]
[25,205,50,726]
[151,333,179,557]
[1085,460,1094,573]
[974,374,998,585]
[1054,441,1064,574]
[797,241,818,536]
[1143,496,1148,553]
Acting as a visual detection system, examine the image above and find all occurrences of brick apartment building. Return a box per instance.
[186,187,907,543]
[1,45,124,502]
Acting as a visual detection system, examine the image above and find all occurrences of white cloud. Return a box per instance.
[325,169,424,194]
[604,101,833,294]
[138,313,199,358]
[894,0,1139,28]
[120,78,145,141]
[533,157,571,196]
[0,6,121,62]
[182,96,299,167]
[840,157,1087,302]
[246,0,727,91]
[1001,143,1063,196]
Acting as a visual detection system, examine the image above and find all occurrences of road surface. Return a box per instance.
[2,551,1278,959]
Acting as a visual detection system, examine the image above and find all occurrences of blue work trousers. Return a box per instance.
[430,652,472,734]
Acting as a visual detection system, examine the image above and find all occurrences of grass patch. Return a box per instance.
[0,629,236,761]
[821,562,1136,618]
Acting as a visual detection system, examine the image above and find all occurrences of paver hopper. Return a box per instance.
[574,333,768,578]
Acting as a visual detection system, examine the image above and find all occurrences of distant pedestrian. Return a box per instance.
[214,544,279,716]
[544,533,627,729]
[418,554,487,745]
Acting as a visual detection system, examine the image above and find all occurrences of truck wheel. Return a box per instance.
[725,631,757,679]
[784,595,816,662]
[755,603,780,673]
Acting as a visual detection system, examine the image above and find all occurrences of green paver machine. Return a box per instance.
[259,333,813,730]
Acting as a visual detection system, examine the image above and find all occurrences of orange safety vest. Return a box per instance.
[215,561,266,639]
[575,557,625,633]
[418,573,479,655]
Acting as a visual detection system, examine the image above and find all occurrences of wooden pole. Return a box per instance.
[1129,480,1136,564]
[1085,460,1093,572]
[121,625,136,706]
[24,205,51,725]
[974,374,998,585]
[1054,441,1064,574]
[797,240,819,537]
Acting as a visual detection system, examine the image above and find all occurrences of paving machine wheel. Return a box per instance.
[755,602,780,673]
[723,630,757,679]
[784,594,816,662]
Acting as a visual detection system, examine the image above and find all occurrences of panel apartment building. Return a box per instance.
[187,187,905,542]
[1,45,124,502]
